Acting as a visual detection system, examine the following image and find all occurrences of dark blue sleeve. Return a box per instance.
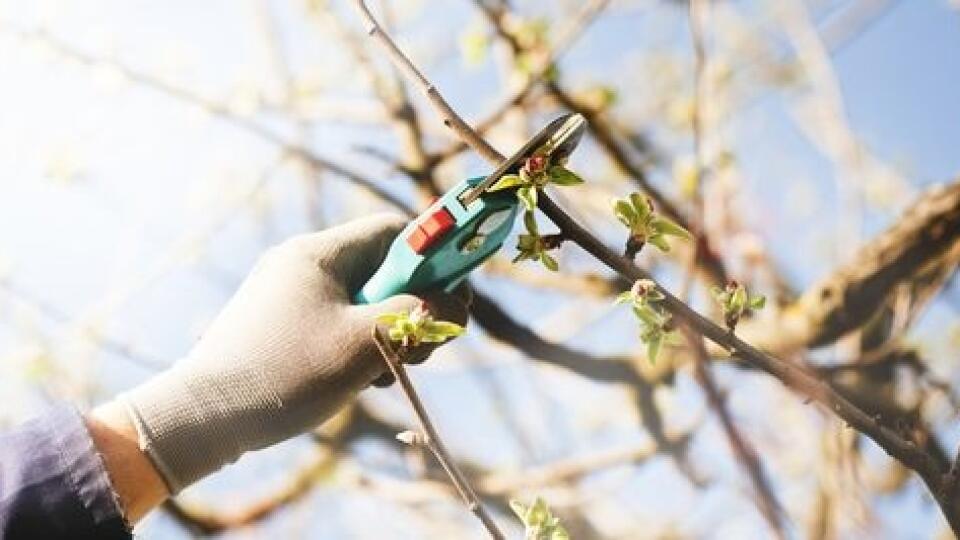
[0,406,131,539]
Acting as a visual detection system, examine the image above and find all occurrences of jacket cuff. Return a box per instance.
[51,406,131,536]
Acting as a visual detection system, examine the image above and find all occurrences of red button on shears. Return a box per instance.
[407,207,455,254]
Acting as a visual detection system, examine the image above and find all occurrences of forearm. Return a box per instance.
[85,400,169,524]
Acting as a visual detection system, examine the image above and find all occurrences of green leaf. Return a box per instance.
[512,496,568,539]
[651,216,692,239]
[517,234,538,250]
[518,185,538,212]
[613,199,637,228]
[647,332,663,364]
[648,234,671,252]
[748,295,767,310]
[422,320,465,339]
[633,305,661,327]
[548,166,584,186]
[489,174,524,191]
[540,252,559,271]
[381,306,465,348]
[630,192,651,220]
[513,251,533,263]
[376,313,404,325]
[614,291,635,305]
[730,285,747,313]
[527,497,549,527]
[709,286,725,299]
[523,210,539,235]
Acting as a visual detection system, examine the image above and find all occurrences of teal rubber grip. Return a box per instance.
[355,176,518,304]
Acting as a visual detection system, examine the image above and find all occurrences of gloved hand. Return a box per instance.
[121,214,470,493]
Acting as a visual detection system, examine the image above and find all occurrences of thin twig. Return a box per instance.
[372,328,505,540]
[352,1,504,164]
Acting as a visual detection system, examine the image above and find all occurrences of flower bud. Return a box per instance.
[524,155,548,174]
[396,430,426,446]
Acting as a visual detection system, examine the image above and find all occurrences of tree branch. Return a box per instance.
[739,179,960,354]
[372,328,505,540]
[352,0,960,531]
[353,1,504,164]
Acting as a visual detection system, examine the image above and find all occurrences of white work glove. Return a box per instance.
[121,214,470,493]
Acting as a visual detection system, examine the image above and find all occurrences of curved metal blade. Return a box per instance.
[459,113,587,206]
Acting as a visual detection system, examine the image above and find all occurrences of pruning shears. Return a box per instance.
[355,113,587,304]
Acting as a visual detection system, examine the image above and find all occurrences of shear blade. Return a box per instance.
[459,113,587,205]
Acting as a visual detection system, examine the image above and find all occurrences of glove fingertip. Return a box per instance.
[418,290,470,327]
